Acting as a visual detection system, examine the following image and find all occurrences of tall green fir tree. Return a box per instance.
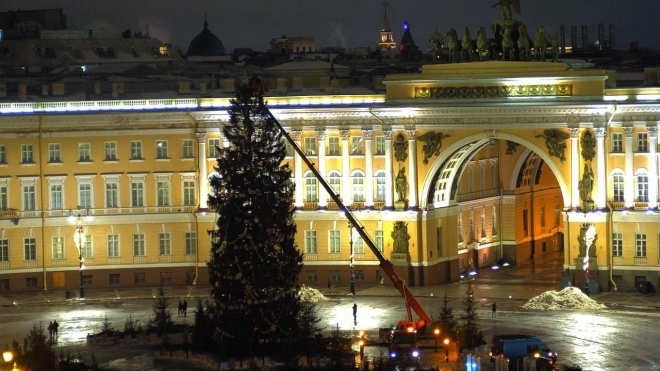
[458,286,485,351]
[433,292,458,341]
[207,76,303,357]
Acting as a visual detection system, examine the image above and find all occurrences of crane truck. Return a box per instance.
[263,96,433,361]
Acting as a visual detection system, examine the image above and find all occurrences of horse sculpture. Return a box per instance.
[517,24,531,61]
[476,27,489,61]
[501,25,515,61]
[534,26,548,61]
[446,28,460,63]
[461,27,475,62]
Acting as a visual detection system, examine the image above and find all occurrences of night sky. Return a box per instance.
[2,0,658,53]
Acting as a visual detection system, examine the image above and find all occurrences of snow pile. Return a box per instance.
[298,285,328,302]
[522,287,606,310]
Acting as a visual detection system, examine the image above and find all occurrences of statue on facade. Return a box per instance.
[395,168,408,202]
[393,133,408,162]
[535,129,570,163]
[501,25,515,61]
[417,131,450,165]
[580,130,597,161]
[391,221,411,254]
[491,0,520,21]
[550,33,560,61]
[476,27,490,61]
[506,140,519,155]
[578,163,595,210]
[518,24,531,61]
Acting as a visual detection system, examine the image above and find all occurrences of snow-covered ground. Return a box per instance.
[298,285,328,303]
[522,287,606,310]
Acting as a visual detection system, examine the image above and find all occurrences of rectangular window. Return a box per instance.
[183,181,196,206]
[135,273,146,284]
[159,233,171,255]
[23,185,36,211]
[131,181,144,207]
[284,140,293,156]
[328,137,340,155]
[355,270,365,281]
[185,232,196,255]
[540,206,546,228]
[78,142,91,161]
[52,236,64,259]
[48,143,61,162]
[304,137,316,155]
[329,230,341,253]
[82,275,92,285]
[635,233,647,257]
[106,183,118,208]
[160,272,172,285]
[182,139,194,158]
[26,278,37,289]
[109,274,120,285]
[354,236,365,254]
[305,230,317,254]
[375,230,384,252]
[133,233,145,256]
[0,145,5,163]
[108,234,119,257]
[79,183,92,208]
[104,142,117,161]
[0,239,7,262]
[156,140,168,159]
[157,181,170,206]
[637,132,648,152]
[375,136,385,155]
[612,232,622,257]
[50,184,63,210]
[0,279,9,291]
[24,237,36,260]
[81,235,93,259]
[130,141,143,159]
[612,133,623,153]
[304,177,318,202]
[208,138,220,158]
[0,185,6,211]
[306,270,318,282]
[351,136,363,155]
[330,270,341,282]
[21,144,34,163]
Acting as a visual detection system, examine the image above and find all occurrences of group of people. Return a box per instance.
[48,320,60,339]
[178,300,188,317]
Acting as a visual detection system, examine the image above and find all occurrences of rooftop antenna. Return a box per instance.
[381,1,390,32]
[145,23,150,38]
[204,11,208,29]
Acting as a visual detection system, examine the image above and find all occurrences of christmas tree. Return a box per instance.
[207,76,303,357]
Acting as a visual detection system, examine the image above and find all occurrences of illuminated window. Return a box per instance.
[375,230,384,252]
[612,170,625,202]
[156,140,169,159]
[375,171,386,202]
[351,137,363,155]
[304,137,316,155]
[352,170,365,202]
[636,169,648,202]
[304,172,318,202]
[52,236,65,260]
[328,171,341,200]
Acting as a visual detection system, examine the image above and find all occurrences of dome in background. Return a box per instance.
[186,20,225,57]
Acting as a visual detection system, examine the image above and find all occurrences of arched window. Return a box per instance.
[351,170,365,202]
[304,172,318,202]
[374,170,386,202]
[327,170,341,200]
[636,169,648,202]
[612,169,624,202]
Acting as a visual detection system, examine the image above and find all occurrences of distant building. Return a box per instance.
[269,36,315,56]
[377,2,396,50]
[186,19,226,57]
[0,8,67,40]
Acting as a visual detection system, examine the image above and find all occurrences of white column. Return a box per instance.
[624,126,635,208]
[340,129,351,204]
[363,129,374,208]
[316,130,327,209]
[196,133,208,209]
[406,129,418,209]
[595,127,607,209]
[648,125,658,209]
[383,129,394,210]
[291,130,304,209]
[569,128,581,209]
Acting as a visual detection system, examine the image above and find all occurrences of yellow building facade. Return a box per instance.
[1,62,659,294]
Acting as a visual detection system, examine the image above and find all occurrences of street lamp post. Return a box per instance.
[3,347,12,371]
[348,220,355,295]
[68,207,92,299]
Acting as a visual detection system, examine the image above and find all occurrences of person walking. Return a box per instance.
[492,302,497,318]
[48,322,53,339]
[352,303,358,323]
[178,301,183,317]
[327,278,332,291]
[182,300,188,317]
[53,320,59,339]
